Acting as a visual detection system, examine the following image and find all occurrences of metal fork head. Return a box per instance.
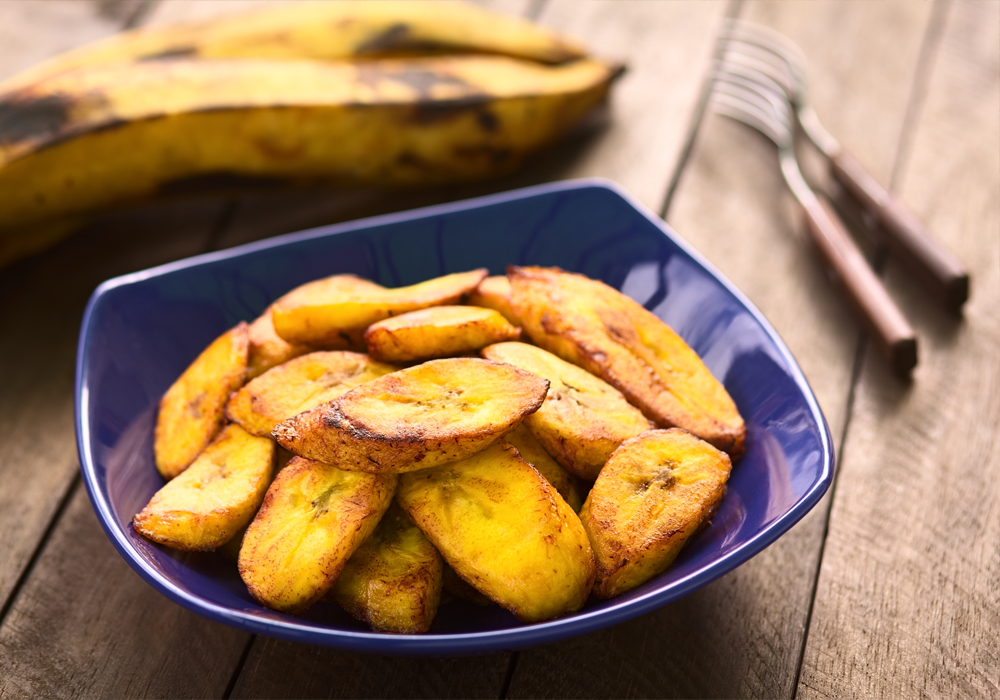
[719,19,806,99]
[717,19,840,156]
[709,63,818,208]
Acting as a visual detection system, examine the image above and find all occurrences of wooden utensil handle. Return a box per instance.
[830,149,969,311]
[802,196,918,375]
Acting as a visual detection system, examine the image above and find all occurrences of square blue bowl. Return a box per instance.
[76,178,833,655]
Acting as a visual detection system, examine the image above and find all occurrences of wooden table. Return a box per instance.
[1,1,996,697]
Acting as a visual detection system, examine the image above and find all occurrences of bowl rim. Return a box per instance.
[75,177,834,655]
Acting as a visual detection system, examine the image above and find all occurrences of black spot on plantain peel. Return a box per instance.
[0,92,75,146]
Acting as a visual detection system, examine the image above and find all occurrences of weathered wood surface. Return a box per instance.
[0,0,143,82]
[797,1,1000,697]
[0,0,996,698]
[0,488,250,699]
[505,2,938,698]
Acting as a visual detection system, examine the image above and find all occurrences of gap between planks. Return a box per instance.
[789,3,951,697]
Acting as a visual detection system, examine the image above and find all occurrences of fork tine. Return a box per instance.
[711,93,786,147]
[719,43,798,96]
[720,19,808,74]
[714,60,793,109]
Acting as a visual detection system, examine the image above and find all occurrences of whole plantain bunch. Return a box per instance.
[0,1,623,267]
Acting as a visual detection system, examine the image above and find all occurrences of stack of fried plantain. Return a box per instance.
[0,1,623,268]
[138,265,746,633]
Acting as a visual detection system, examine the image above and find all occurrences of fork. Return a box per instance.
[720,19,970,311]
[710,65,918,375]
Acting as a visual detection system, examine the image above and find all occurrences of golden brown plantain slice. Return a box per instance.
[266,273,386,349]
[246,306,314,380]
[581,428,731,599]
[397,440,594,623]
[135,424,275,551]
[272,269,487,346]
[226,351,396,437]
[238,456,396,613]
[507,266,746,457]
[328,502,444,634]
[273,357,548,473]
[482,341,651,480]
[154,322,250,479]
[364,305,521,362]
[504,423,583,511]
[467,275,520,325]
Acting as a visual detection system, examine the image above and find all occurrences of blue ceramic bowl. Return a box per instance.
[76,179,833,655]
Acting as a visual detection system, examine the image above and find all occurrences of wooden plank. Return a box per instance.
[0,0,142,82]
[0,202,230,700]
[531,0,722,212]
[797,1,1000,697]
[230,639,510,699]
[0,198,227,614]
[0,487,249,699]
[506,2,935,698]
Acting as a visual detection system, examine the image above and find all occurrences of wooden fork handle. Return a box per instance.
[830,148,969,311]
[802,196,918,375]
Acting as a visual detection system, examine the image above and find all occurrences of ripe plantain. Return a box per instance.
[508,266,746,457]
[328,502,444,634]
[272,269,487,347]
[581,429,731,599]
[397,440,595,623]
[226,350,396,437]
[134,424,274,551]
[364,305,521,362]
[482,341,652,480]
[238,455,397,613]
[273,357,548,473]
[154,322,249,479]
[5,1,586,91]
[0,55,620,258]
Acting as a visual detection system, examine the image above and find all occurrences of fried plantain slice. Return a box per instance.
[135,423,275,551]
[272,269,487,346]
[364,305,521,362]
[482,341,651,479]
[272,357,548,473]
[246,306,314,380]
[507,266,746,457]
[504,423,583,511]
[467,275,520,324]
[328,502,444,634]
[226,351,396,437]
[581,428,731,599]
[397,440,595,622]
[265,273,386,349]
[238,456,397,613]
[154,322,250,479]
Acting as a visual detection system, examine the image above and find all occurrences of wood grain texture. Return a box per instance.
[230,637,510,699]
[0,198,225,615]
[531,0,723,211]
[507,2,935,698]
[0,487,249,699]
[797,2,1000,698]
[0,0,143,82]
